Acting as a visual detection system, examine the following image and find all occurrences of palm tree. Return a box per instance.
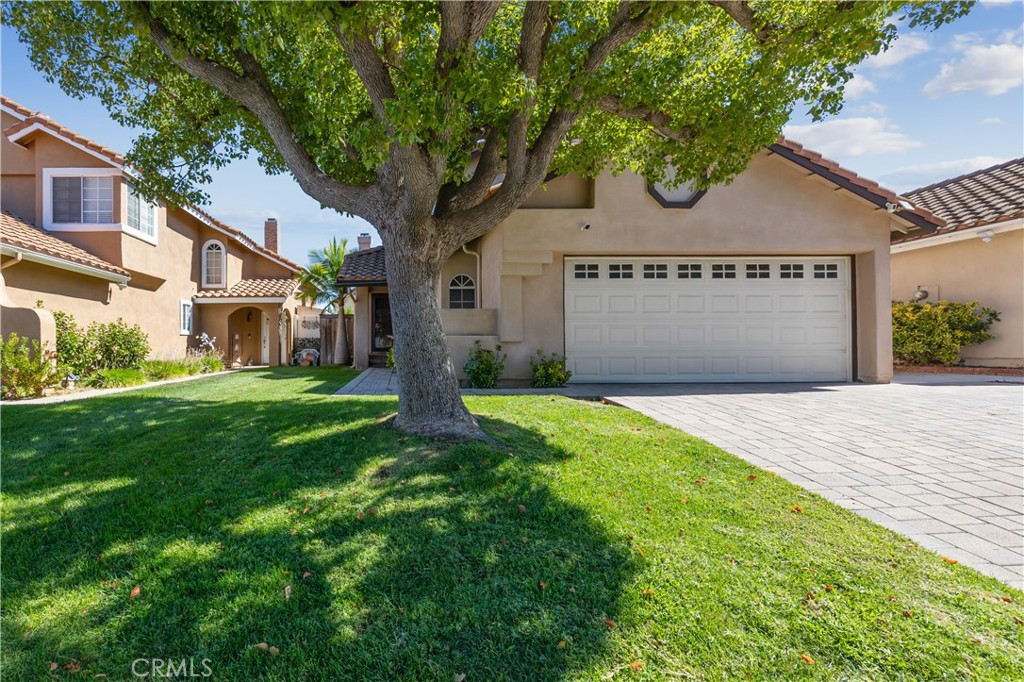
[296,237,350,366]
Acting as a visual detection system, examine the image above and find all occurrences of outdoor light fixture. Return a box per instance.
[978,229,994,243]
[246,311,253,322]
[914,288,929,301]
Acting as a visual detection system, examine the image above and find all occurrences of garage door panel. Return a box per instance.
[565,257,850,382]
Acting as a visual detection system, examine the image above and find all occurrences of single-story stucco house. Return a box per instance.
[891,158,1024,368]
[340,139,945,384]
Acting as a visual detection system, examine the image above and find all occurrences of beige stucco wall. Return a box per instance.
[356,150,898,383]
[1,113,296,364]
[891,228,1024,367]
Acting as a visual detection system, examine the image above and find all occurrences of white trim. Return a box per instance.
[1,104,28,121]
[0,244,130,285]
[183,205,297,272]
[9,123,121,166]
[179,299,194,335]
[124,182,159,246]
[890,219,1023,254]
[193,296,287,304]
[41,167,120,231]
[201,239,227,289]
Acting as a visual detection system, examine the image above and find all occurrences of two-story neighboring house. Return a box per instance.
[0,96,303,367]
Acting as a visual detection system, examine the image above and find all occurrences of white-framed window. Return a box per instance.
[711,263,736,279]
[746,263,770,279]
[814,263,839,279]
[780,263,804,279]
[608,263,633,279]
[573,263,599,280]
[180,300,194,335]
[43,168,120,230]
[125,183,157,242]
[202,239,226,288]
[677,263,702,279]
[643,263,668,279]
[448,274,476,309]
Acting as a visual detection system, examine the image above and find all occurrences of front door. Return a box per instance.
[371,294,393,351]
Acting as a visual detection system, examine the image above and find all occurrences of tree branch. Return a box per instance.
[331,23,397,132]
[506,0,552,185]
[137,3,373,216]
[706,1,774,43]
[596,95,696,143]
[435,127,507,217]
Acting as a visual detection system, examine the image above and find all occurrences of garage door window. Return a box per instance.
[643,263,668,279]
[609,263,633,279]
[780,263,804,279]
[814,263,839,279]
[746,263,770,279]
[677,263,702,279]
[574,263,599,279]
[711,263,736,279]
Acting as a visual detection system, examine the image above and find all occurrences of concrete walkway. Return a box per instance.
[337,369,1023,586]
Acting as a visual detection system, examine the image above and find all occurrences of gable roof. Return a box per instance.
[891,158,1024,245]
[0,209,130,283]
[0,95,300,272]
[769,138,944,233]
[337,246,386,286]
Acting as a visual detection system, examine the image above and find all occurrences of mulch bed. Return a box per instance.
[896,364,1024,377]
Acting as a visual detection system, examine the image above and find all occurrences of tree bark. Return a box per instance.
[381,228,486,440]
[334,309,348,366]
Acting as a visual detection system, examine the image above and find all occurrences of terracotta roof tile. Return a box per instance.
[893,158,1024,244]
[337,246,387,284]
[771,137,944,231]
[193,277,298,299]
[1,96,300,271]
[0,96,35,119]
[0,210,129,278]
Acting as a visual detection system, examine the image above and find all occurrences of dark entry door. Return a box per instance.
[371,294,393,351]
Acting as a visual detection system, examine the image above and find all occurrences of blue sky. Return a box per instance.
[2,2,1021,265]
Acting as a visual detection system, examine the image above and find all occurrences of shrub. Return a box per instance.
[198,355,225,374]
[84,368,147,388]
[0,333,61,399]
[529,350,572,388]
[386,347,396,371]
[893,300,1000,366]
[140,358,202,381]
[53,311,150,375]
[463,341,506,389]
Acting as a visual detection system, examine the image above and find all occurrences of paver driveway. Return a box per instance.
[604,374,1024,587]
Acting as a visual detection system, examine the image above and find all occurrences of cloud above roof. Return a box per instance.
[783,117,923,158]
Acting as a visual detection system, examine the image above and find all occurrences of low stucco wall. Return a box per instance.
[1,270,56,352]
[892,228,1024,367]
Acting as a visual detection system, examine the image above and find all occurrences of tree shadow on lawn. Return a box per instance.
[1,390,635,681]
[239,365,361,395]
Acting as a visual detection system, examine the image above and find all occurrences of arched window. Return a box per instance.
[202,240,226,288]
[449,274,476,309]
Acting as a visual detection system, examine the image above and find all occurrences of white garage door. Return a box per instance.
[564,257,851,383]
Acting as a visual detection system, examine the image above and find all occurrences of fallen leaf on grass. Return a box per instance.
[518,505,526,513]
[825,585,835,592]
[800,654,815,665]
[604,619,616,628]
[538,581,549,590]
[1012,616,1023,626]
[302,507,310,514]
[642,589,655,596]
[302,572,312,580]
[942,557,958,565]
[557,639,567,649]
[748,474,758,480]
[455,674,466,682]
[129,585,141,599]
[791,505,803,513]
[968,636,985,644]
[1000,596,1013,603]
[693,477,707,486]
[285,585,292,600]
[49,662,58,671]
[903,610,913,618]
[630,661,643,671]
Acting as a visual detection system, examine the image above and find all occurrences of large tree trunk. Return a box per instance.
[381,229,486,440]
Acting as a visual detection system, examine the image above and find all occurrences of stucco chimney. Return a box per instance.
[357,232,371,251]
[264,218,279,253]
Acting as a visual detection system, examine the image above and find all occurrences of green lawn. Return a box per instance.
[2,367,1021,681]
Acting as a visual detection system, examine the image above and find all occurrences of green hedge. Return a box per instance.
[0,333,61,399]
[892,300,1000,366]
[53,311,150,375]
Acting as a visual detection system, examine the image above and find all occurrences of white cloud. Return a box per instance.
[783,117,923,158]
[844,75,877,100]
[923,37,1024,97]
[863,35,930,70]
[982,116,1004,124]
[879,156,1009,192]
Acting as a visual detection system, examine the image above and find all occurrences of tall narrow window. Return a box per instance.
[180,300,194,335]
[126,184,156,238]
[202,240,226,288]
[52,175,113,224]
[449,274,476,309]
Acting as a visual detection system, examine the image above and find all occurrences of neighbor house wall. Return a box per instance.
[453,150,896,383]
[891,228,1024,367]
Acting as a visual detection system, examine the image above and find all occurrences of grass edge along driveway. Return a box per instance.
[2,367,1022,681]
